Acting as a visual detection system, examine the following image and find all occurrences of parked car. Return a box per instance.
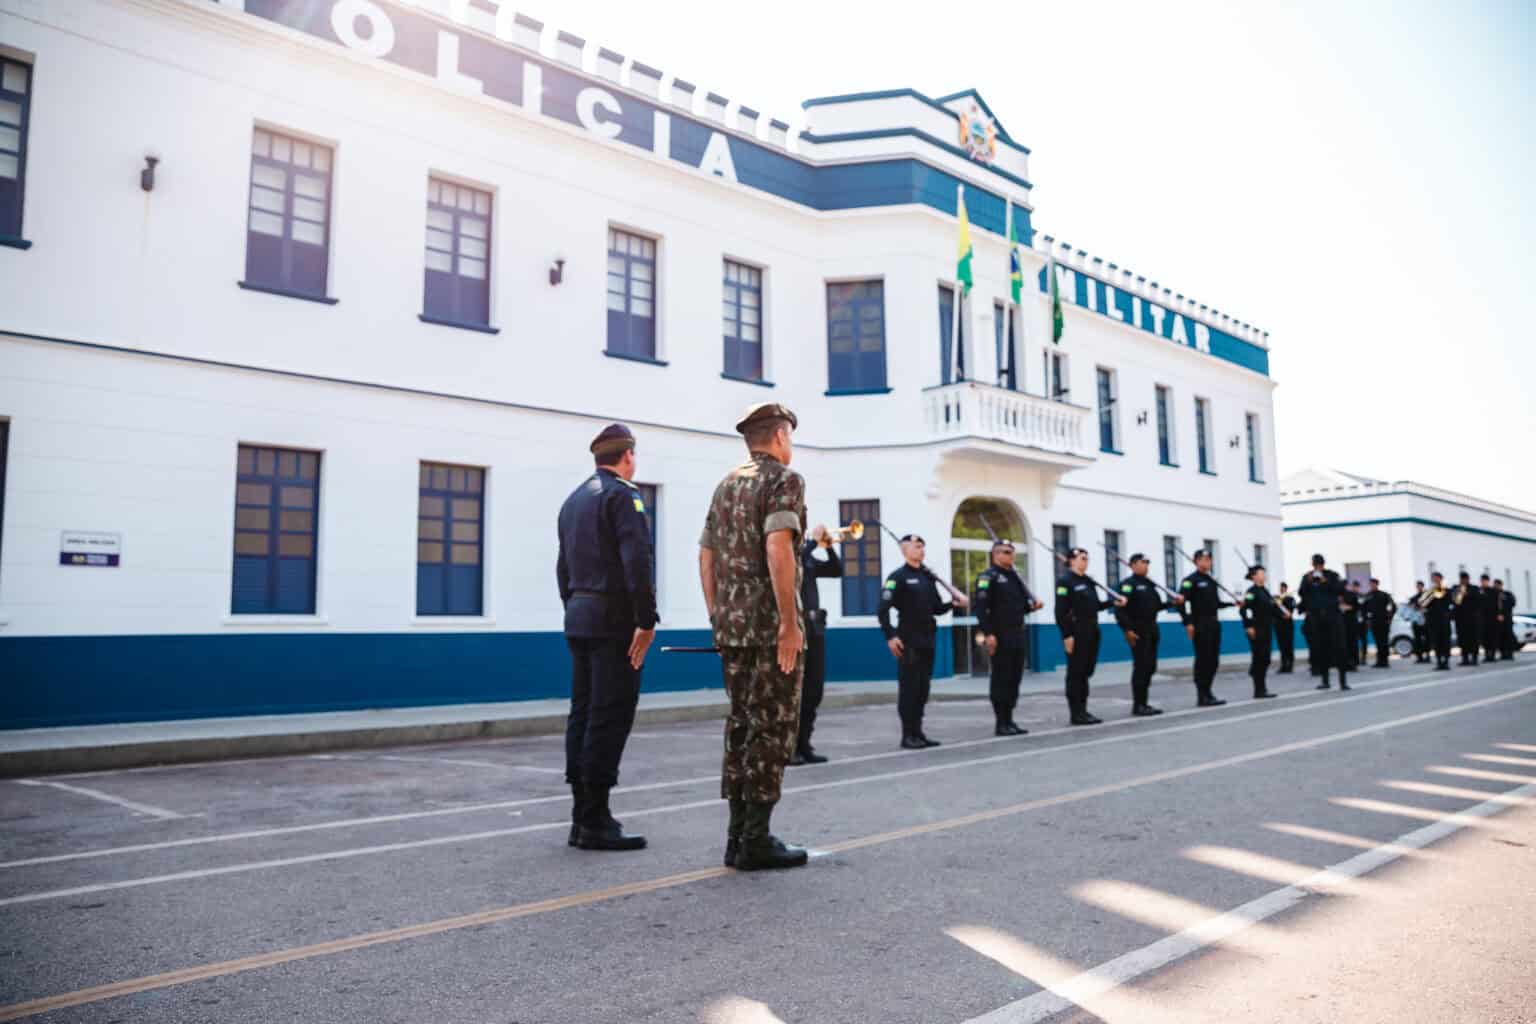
[1514,614,1536,650]
[1391,612,1533,657]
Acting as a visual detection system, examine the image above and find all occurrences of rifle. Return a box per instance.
[1231,544,1292,619]
[1031,536,1121,603]
[1098,543,1180,602]
[1171,542,1244,605]
[870,520,968,606]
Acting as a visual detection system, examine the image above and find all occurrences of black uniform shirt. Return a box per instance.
[799,539,844,631]
[1453,584,1483,623]
[1114,575,1168,633]
[974,565,1036,641]
[878,563,953,647]
[1341,590,1362,624]
[1279,593,1298,619]
[556,468,658,637]
[1241,584,1278,632]
[1362,590,1397,625]
[1054,572,1111,637]
[1502,590,1517,618]
[1178,571,1231,624]
[1298,569,1346,621]
[1422,586,1453,624]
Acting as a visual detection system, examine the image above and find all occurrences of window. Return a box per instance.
[1155,386,1176,465]
[1095,367,1120,452]
[827,281,887,393]
[244,128,333,299]
[1052,524,1075,563]
[0,56,31,242]
[637,483,659,589]
[723,260,764,382]
[231,445,320,614]
[839,499,882,614]
[1045,351,1069,400]
[417,462,485,616]
[423,178,492,328]
[1345,562,1371,591]
[1104,529,1123,586]
[1204,538,1220,580]
[1195,397,1213,473]
[938,284,966,385]
[1245,413,1263,482]
[606,227,657,359]
[1164,535,1181,587]
[993,303,1018,391]
[1254,543,1268,569]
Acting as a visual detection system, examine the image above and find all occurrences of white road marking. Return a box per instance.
[958,779,1536,1024]
[373,754,562,774]
[1,681,1530,908]
[0,666,1523,872]
[13,780,185,821]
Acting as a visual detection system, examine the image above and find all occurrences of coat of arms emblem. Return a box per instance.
[957,102,997,164]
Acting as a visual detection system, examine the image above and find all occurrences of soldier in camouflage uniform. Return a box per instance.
[698,402,810,872]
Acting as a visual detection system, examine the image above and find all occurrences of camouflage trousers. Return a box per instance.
[718,645,804,803]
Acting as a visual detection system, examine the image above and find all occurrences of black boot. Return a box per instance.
[1070,707,1102,725]
[568,782,587,848]
[995,721,1027,737]
[734,802,808,871]
[798,745,829,764]
[900,735,927,750]
[723,798,745,867]
[1133,703,1163,716]
[574,786,646,851]
[1316,672,1332,690]
[1339,678,1351,691]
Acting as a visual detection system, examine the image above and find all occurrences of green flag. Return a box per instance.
[1049,252,1064,344]
[1009,217,1023,305]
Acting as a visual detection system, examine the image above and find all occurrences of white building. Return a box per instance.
[0,0,1282,729]
[1281,468,1536,606]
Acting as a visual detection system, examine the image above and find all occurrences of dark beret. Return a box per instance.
[1193,548,1211,560]
[1128,552,1148,564]
[735,402,798,435]
[1311,553,1326,565]
[1246,564,1265,579]
[899,533,925,544]
[589,422,636,456]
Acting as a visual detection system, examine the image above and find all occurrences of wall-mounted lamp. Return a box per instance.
[549,258,565,286]
[1228,435,1242,449]
[140,155,159,192]
[1135,410,1149,426]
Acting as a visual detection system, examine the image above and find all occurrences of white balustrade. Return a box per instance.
[923,381,1092,461]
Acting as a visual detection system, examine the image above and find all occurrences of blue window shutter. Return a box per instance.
[230,445,320,614]
[417,463,485,616]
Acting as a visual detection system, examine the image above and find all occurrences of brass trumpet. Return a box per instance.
[819,520,864,546]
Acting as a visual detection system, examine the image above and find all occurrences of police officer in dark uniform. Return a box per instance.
[1240,565,1279,699]
[973,539,1042,736]
[1178,548,1232,707]
[1342,580,1364,669]
[879,534,967,749]
[790,524,843,765]
[1454,572,1482,665]
[1113,552,1180,716]
[1423,572,1453,669]
[1275,582,1297,673]
[1493,579,1517,660]
[1362,578,1397,667]
[1298,554,1350,690]
[1480,575,1499,664]
[555,423,657,852]
[1055,547,1125,725]
[1405,581,1431,663]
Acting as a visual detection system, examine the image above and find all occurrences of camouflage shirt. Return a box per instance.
[699,452,806,647]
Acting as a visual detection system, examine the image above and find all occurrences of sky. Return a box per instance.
[528,0,1535,509]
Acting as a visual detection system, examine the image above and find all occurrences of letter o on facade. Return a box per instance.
[577,87,624,140]
[330,0,396,58]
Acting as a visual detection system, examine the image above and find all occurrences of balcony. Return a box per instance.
[922,381,1096,469]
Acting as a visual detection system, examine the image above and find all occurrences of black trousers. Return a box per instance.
[989,633,1028,723]
[565,635,642,789]
[1276,619,1295,671]
[1456,617,1480,663]
[1412,623,1428,660]
[1484,621,1501,662]
[797,625,827,751]
[1302,617,1318,674]
[1064,628,1100,714]
[1344,619,1361,667]
[897,643,935,737]
[1311,615,1349,683]
[1192,618,1221,698]
[1248,624,1273,694]
[1430,619,1452,664]
[1127,625,1160,706]
[1505,620,1519,659]
[1371,620,1391,666]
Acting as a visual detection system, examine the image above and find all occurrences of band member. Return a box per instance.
[1480,575,1499,664]
[790,524,843,766]
[1055,547,1126,725]
[1494,579,1518,660]
[880,535,967,749]
[1240,565,1279,699]
[1404,581,1430,663]
[1454,572,1482,665]
[1178,549,1232,707]
[1342,580,1364,669]
[698,402,808,871]
[973,539,1042,736]
[556,423,657,852]
[1298,554,1350,690]
[1422,572,1454,669]
[1275,581,1297,673]
[1114,553,1181,716]
[1362,579,1397,668]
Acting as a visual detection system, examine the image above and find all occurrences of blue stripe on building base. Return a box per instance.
[0,621,1302,730]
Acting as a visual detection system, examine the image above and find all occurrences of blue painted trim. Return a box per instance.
[825,387,894,397]
[556,30,585,46]
[802,87,1031,155]
[630,61,662,80]
[705,92,729,105]
[769,118,790,131]
[738,106,760,119]
[603,350,669,368]
[1160,461,1181,469]
[237,281,338,305]
[512,13,543,30]
[1282,516,1536,546]
[596,48,624,62]
[1282,489,1536,525]
[1199,469,1219,477]
[1099,447,1124,456]
[720,372,774,388]
[418,314,500,335]
[0,235,32,251]
[672,79,697,93]
[801,128,1034,191]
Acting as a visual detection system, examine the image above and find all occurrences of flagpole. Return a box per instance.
[951,183,964,385]
[1002,203,1012,389]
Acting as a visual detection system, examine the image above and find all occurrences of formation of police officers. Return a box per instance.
[556,403,1519,867]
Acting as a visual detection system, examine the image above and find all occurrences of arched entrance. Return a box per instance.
[950,497,1030,677]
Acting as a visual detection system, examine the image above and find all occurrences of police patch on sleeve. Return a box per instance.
[1121,583,1132,593]
[884,580,897,590]
[1056,586,1068,596]
[633,498,645,513]
[977,579,990,589]
[1181,579,1192,589]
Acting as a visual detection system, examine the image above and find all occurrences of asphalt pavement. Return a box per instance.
[1,658,1532,1023]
